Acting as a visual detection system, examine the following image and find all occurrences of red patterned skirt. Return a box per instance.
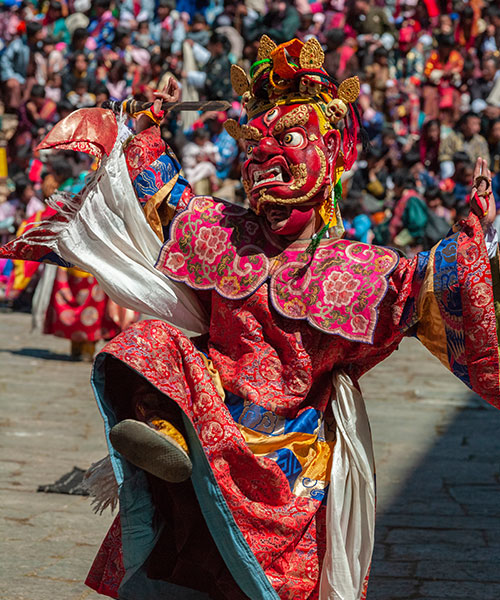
[44,267,119,342]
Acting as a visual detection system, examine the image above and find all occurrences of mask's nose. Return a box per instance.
[252,136,283,161]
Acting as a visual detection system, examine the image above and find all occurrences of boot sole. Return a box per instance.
[109,420,192,483]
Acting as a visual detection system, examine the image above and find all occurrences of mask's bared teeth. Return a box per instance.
[253,165,284,185]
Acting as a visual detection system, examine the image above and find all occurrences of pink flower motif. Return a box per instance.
[351,314,368,333]
[165,251,185,271]
[194,226,229,264]
[323,271,360,307]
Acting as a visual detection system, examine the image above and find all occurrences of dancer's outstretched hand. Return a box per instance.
[152,76,180,109]
[470,157,496,232]
[137,77,180,131]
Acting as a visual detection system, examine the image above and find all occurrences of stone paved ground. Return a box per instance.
[1,311,500,600]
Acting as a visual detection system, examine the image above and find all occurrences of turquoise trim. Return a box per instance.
[90,353,280,600]
[182,412,280,600]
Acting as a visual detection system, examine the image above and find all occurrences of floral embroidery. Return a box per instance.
[164,251,185,271]
[194,226,229,264]
[323,271,360,307]
[351,314,369,334]
[157,196,399,342]
[157,196,271,300]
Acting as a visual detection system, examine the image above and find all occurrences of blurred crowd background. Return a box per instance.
[0,0,500,264]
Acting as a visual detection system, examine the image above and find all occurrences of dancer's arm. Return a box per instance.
[384,157,499,406]
[124,78,195,242]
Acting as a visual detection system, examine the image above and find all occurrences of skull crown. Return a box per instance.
[326,99,348,124]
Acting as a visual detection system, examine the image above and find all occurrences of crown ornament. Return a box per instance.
[224,36,363,191]
[225,36,359,125]
[224,36,361,174]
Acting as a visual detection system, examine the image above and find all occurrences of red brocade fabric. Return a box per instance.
[86,210,500,599]
[124,125,166,181]
[36,108,118,160]
[85,516,123,599]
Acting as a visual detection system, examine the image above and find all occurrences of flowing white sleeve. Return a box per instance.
[40,138,209,336]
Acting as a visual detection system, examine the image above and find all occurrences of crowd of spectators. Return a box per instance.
[0,0,500,257]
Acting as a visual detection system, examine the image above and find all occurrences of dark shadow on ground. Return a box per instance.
[368,394,500,600]
[0,347,74,361]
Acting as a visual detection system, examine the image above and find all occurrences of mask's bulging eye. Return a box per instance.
[246,144,255,157]
[264,107,279,125]
[282,131,305,147]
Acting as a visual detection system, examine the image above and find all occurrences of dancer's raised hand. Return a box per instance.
[470,157,496,232]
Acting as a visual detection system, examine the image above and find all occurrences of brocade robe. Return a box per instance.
[1,116,499,600]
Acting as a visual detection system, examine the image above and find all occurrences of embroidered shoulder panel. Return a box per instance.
[156,196,272,299]
[269,242,398,342]
[156,196,399,342]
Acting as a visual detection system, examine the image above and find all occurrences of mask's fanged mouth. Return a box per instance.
[253,165,287,186]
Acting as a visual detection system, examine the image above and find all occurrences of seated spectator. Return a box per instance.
[45,73,63,104]
[14,84,57,156]
[342,190,374,244]
[471,56,499,104]
[187,13,211,47]
[424,186,454,224]
[246,0,301,44]
[323,28,359,80]
[24,84,57,126]
[94,84,111,108]
[0,20,43,109]
[67,79,96,109]
[105,61,131,102]
[439,112,491,178]
[43,0,70,45]
[150,0,177,45]
[452,160,475,205]
[0,173,44,238]
[388,169,429,255]
[419,119,441,175]
[205,112,239,181]
[455,5,478,52]
[62,52,94,96]
[423,33,464,120]
[88,0,117,50]
[423,186,454,247]
[182,128,221,194]
[351,146,389,200]
[365,47,390,112]
[134,18,154,50]
[12,173,45,219]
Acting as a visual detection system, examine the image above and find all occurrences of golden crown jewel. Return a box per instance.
[224,35,360,140]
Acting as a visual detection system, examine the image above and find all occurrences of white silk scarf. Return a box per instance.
[320,371,376,600]
[33,135,209,336]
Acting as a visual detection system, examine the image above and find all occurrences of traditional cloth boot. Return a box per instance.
[109,418,192,483]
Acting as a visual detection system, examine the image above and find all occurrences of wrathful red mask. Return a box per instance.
[241,103,340,235]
